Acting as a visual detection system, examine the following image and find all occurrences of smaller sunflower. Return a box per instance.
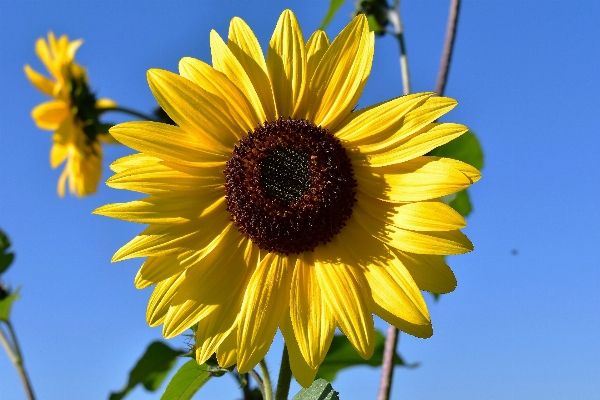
[25,32,116,197]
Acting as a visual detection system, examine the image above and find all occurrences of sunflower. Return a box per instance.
[25,32,115,197]
[95,10,480,387]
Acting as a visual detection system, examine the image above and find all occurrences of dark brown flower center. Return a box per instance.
[224,118,356,254]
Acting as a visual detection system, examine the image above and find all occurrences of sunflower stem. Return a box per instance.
[0,321,36,400]
[99,106,158,122]
[435,0,462,96]
[259,359,274,400]
[249,368,267,400]
[388,0,411,95]
[274,345,292,400]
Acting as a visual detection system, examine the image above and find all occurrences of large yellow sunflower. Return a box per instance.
[25,32,115,197]
[95,10,480,387]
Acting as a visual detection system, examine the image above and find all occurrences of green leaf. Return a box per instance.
[428,130,484,170]
[293,379,339,400]
[0,288,19,321]
[160,359,212,400]
[449,189,472,216]
[316,330,417,382]
[0,229,15,275]
[109,341,185,400]
[319,0,347,30]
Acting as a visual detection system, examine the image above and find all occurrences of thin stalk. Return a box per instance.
[435,0,462,96]
[99,106,157,121]
[249,368,266,400]
[388,0,411,96]
[274,345,292,400]
[377,325,400,400]
[0,322,36,400]
[259,359,273,400]
[378,2,411,400]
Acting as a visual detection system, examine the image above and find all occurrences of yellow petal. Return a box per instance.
[308,14,373,130]
[179,57,262,132]
[109,153,162,173]
[31,100,69,130]
[237,252,294,373]
[305,31,330,85]
[162,231,253,338]
[290,253,335,368]
[356,192,466,231]
[107,161,224,194]
[109,121,228,168]
[356,96,458,154]
[110,200,230,261]
[436,157,482,183]
[392,250,457,294]
[372,303,433,339]
[216,327,238,368]
[314,243,374,359]
[228,17,277,121]
[351,123,469,167]
[280,310,319,388]
[334,93,432,143]
[354,156,473,202]
[147,69,241,153]
[24,65,56,96]
[335,218,430,326]
[266,9,306,118]
[95,98,117,109]
[93,187,224,224]
[50,143,68,168]
[195,303,240,365]
[353,205,473,255]
[146,272,186,327]
[134,256,185,289]
[210,30,267,123]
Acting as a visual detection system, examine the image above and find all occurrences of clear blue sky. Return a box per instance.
[1,1,599,399]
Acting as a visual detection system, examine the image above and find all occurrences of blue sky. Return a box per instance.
[1,1,599,399]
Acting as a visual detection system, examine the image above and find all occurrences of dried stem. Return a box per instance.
[435,0,462,96]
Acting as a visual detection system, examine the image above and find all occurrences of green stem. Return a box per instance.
[388,0,411,96]
[274,345,292,400]
[99,106,157,121]
[249,368,266,400]
[0,321,36,400]
[259,359,273,400]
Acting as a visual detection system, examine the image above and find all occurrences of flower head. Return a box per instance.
[25,32,115,197]
[95,10,480,386]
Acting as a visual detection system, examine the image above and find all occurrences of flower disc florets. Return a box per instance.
[224,118,357,254]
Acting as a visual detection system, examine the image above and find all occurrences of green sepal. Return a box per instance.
[354,0,390,35]
[160,359,212,400]
[293,379,339,400]
[0,287,20,321]
[319,0,348,30]
[316,329,417,382]
[109,341,185,400]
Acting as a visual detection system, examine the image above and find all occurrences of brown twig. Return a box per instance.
[435,0,462,96]
[377,324,400,400]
